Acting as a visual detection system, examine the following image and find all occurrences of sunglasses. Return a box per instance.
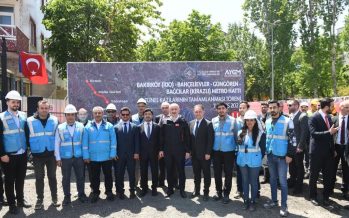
[121,113,130,116]
[106,110,116,113]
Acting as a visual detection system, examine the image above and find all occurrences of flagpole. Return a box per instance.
[1,37,8,112]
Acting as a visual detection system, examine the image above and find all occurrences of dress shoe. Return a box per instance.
[203,194,209,201]
[213,193,222,201]
[34,199,43,210]
[222,196,230,204]
[191,191,200,198]
[78,194,88,203]
[62,196,71,206]
[180,190,187,198]
[17,199,31,208]
[165,189,174,198]
[52,198,61,207]
[310,198,319,206]
[151,189,158,196]
[106,193,115,201]
[9,205,19,215]
[139,189,148,197]
[130,191,136,199]
[323,199,331,206]
[91,194,99,203]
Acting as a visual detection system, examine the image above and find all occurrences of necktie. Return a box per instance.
[341,116,346,144]
[195,120,199,136]
[147,123,151,139]
[123,123,127,133]
[325,116,330,129]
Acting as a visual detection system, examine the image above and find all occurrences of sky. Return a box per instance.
[159,0,346,32]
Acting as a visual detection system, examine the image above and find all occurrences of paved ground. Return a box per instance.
[0,166,348,218]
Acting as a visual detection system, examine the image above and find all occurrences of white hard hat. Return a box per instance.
[244,110,257,120]
[300,102,308,107]
[5,90,22,101]
[106,103,117,111]
[137,98,147,104]
[64,104,77,114]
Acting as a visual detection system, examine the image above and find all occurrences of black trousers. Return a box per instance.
[192,157,211,194]
[33,155,57,200]
[289,152,305,190]
[1,153,27,206]
[83,162,92,189]
[333,144,349,193]
[213,151,235,196]
[116,156,135,194]
[159,158,178,186]
[90,160,113,195]
[0,165,4,199]
[165,152,185,191]
[309,153,335,200]
[140,154,158,190]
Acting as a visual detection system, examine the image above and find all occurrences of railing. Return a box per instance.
[0,24,16,40]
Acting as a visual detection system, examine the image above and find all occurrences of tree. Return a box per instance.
[225,23,269,100]
[319,0,349,96]
[139,10,231,61]
[43,0,163,78]
[243,0,298,99]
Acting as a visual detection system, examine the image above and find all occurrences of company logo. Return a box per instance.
[224,69,242,78]
[184,67,197,80]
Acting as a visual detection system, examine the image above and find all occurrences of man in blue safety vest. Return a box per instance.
[55,104,89,206]
[0,90,31,214]
[83,106,117,203]
[263,100,296,217]
[26,99,60,210]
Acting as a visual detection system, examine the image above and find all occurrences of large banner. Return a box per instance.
[67,62,244,121]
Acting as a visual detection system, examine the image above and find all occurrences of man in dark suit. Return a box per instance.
[287,100,309,194]
[114,107,140,199]
[331,100,349,199]
[159,103,190,198]
[155,101,170,187]
[139,108,160,197]
[308,98,338,206]
[189,104,214,201]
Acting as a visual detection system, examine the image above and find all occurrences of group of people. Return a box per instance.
[0,90,348,217]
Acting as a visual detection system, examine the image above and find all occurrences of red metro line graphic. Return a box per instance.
[85,80,110,104]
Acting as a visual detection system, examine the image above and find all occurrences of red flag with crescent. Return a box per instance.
[19,51,48,84]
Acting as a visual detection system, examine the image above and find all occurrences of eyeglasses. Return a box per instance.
[106,110,116,113]
[121,113,130,116]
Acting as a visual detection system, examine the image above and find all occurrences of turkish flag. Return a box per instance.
[19,51,48,84]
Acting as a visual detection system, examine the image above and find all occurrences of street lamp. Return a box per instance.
[262,20,281,100]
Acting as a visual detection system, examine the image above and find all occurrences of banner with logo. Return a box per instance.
[67,62,245,121]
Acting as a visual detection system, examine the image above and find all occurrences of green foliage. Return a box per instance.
[43,0,163,78]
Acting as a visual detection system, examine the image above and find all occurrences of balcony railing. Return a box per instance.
[0,24,16,40]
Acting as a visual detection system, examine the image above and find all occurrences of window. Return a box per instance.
[0,6,14,25]
[30,18,36,47]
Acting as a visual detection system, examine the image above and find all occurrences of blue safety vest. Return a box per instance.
[0,111,27,153]
[57,122,84,159]
[131,113,144,125]
[212,115,236,152]
[82,120,117,162]
[27,115,58,154]
[265,115,289,157]
[237,130,263,167]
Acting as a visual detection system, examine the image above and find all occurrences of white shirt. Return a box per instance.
[145,121,153,137]
[95,121,102,130]
[122,121,130,133]
[7,110,25,155]
[55,123,76,161]
[193,118,203,135]
[291,111,300,120]
[319,110,330,128]
[336,114,348,145]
